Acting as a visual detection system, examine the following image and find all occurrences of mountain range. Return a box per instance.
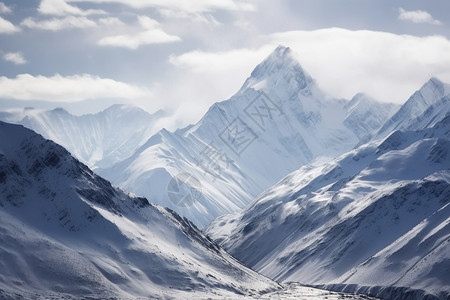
[0,104,165,169]
[206,79,450,299]
[0,121,280,299]
[1,45,449,299]
[0,46,399,228]
[97,46,397,228]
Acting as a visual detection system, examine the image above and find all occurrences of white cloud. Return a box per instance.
[138,15,159,29]
[3,52,27,65]
[158,9,221,26]
[0,73,151,102]
[398,8,442,25]
[39,0,106,16]
[233,19,253,31]
[98,16,180,49]
[0,16,20,33]
[98,17,124,26]
[168,28,450,110]
[269,29,450,103]
[170,47,270,73]
[21,16,97,31]
[158,46,274,126]
[98,30,181,49]
[0,2,11,14]
[67,0,255,13]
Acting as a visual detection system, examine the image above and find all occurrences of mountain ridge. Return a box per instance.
[376,77,450,139]
[205,111,450,299]
[0,120,280,299]
[98,46,396,228]
[0,105,166,169]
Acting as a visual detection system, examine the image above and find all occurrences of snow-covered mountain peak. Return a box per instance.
[206,109,450,298]
[376,77,450,138]
[346,93,375,109]
[395,77,449,117]
[0,122,36,156]
[250,46,299,78]
[49,107,70,115]
[427,77,449,94]
[100,103,162,117]
[419,77,450,103]
[238,45,316,98]
[0,105,166,169]
[0,121,281,298]
[344,93,398,141]
[99,46,397,228]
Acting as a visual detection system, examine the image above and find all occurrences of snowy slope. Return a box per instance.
[335,193,450,298]
[0,121,280,299]
[0,104,165,169]
[344,93,398,143]
[206,113,450,299]
[405,95,450,132]
[377,77,450,139]
[99,46,395,228]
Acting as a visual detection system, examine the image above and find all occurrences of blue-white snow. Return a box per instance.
[0,120,377,299]
[0,121,280,298]
[97,46,397,228]
[1,45,449,299]
[206,103,450,299]
[0,104,166,169]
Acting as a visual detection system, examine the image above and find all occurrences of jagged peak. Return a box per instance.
[104,103,132,110]
[349,93,374,103]
[420,77,446,95]
[345,93,374,111]
[50,107,70,114]
[238,45,315,95]
[101,104,145,114]
[249,45,306,79]
[351,93,371,100]
[429,77,443,85]
[274,44,291,53]
[256,45,293,66]
[416,77,450,102]
[406,77,450,108]
[101,104,166,118]
[346,93,389,109]
[376,77,450,138]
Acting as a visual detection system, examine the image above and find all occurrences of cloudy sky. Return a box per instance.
[1,0,449,128]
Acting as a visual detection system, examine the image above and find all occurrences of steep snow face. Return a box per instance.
[377,77,450,139]
[0,121,279,299]
[405,95,450,132]
[238,45,317,100]
[344,93,398,142]
[205,115,450,298]
[99,46,394,228]
[0,105,165,169]
[336,196,450,297]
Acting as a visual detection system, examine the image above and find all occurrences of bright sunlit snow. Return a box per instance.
[1,2,450,297]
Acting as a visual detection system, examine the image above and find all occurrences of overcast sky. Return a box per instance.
[1,0,449,128]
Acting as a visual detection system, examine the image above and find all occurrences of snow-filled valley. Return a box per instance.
[1,45,449,299]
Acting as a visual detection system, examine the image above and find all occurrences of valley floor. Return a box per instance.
[250,283,378,300]
[1,283,378,300]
